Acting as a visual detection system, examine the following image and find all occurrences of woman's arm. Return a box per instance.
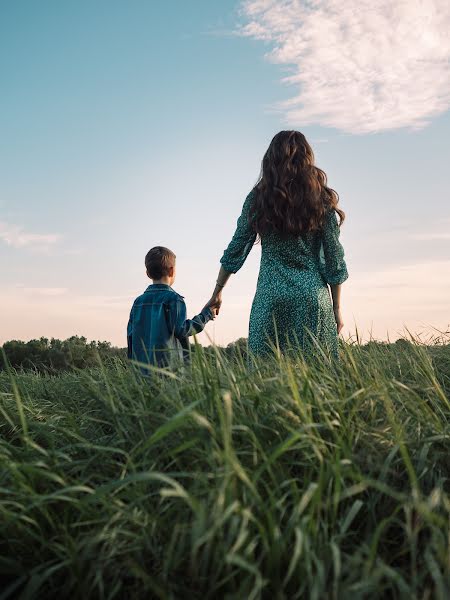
[320,209,348,335]
[320,209,348,286]
[330,283,344,334]
[207,190,257,314]
[206,266,232,315]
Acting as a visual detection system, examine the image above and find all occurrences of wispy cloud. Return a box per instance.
[238,0,450,133]
[0,221,62,249]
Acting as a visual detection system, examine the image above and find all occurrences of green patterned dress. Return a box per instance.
[220,189,348,357]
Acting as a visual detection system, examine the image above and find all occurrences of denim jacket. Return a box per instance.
[127,284,213,369]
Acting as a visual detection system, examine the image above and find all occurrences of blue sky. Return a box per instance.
[1,0,449,346]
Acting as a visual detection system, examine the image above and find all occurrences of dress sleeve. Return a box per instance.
[319,209,349,285]
[220,190,257,274]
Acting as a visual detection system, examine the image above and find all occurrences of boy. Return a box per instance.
[127,246,215,370]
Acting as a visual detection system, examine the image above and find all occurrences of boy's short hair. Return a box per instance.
[145,246,176,279]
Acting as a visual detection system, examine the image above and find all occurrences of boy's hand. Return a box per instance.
[204,305,217,319]
[205,291,223,315]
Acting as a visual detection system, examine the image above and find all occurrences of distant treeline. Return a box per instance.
[1,336,126,373]
[0,336,249,373]
[2,334,446,374]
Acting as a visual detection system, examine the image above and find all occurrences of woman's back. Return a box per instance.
[220,189,348,356]
[260,208,347,287]
[210,130,348,357]
[221,190,347,288]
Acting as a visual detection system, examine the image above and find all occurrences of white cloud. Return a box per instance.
[238,0,450,133]
[0,221,62,249]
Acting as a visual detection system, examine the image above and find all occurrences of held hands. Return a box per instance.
[206,305,218,319]
[204,269,229,318]
[204,290,223,317]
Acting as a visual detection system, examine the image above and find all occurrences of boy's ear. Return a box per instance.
[168,266,175,277]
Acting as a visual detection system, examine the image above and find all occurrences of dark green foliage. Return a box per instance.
[0,338,449,599]
[1,336,126,373]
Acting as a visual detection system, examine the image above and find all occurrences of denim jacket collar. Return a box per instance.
[144,284,184,298]
[145,283,171,291]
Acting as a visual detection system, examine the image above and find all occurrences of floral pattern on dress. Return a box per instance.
[220,189,348,358]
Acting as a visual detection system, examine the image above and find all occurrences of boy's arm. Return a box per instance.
[172,298,214,340]
[127,306,134,359]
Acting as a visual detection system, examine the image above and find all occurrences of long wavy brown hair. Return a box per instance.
[249,131,345,236]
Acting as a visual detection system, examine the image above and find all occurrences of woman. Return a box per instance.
[207,130,348,358]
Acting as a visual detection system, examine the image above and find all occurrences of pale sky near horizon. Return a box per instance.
[1,0,449,347]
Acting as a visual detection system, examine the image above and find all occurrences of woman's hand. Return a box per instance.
[205,267,231,316]
[205,290,223,315]
[333,306,344,334]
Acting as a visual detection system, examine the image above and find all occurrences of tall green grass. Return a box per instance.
[1,336,449,599]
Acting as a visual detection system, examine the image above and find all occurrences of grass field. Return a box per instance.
[1,336,450,599]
